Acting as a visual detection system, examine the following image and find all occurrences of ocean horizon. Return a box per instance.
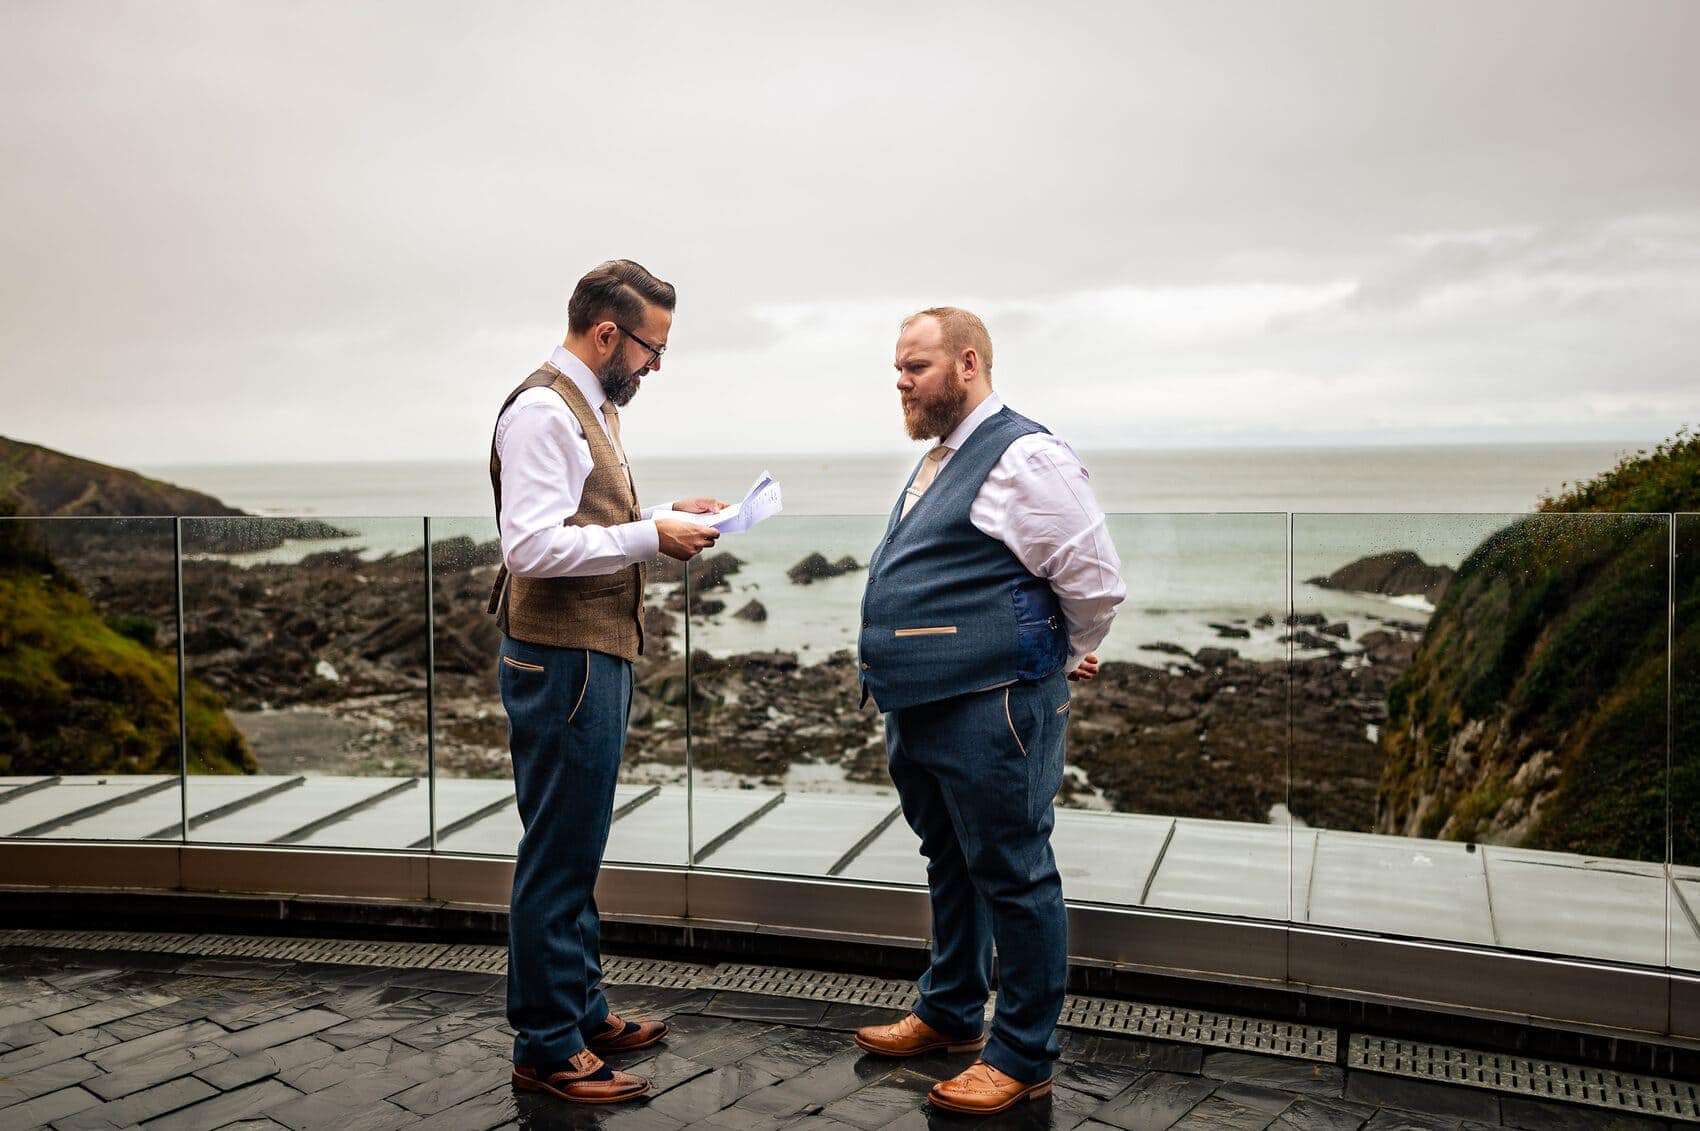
[141,440,1637,519]
[136,442,1642,668]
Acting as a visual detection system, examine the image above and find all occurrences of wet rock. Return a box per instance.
[787,552,861,584]
[1139,641,1191,656]
[733,599,768,622]
[1306,550,1453,604]
[1321,621,1350,638]
[1194,647,1239,669]
[1207,622,1251,639]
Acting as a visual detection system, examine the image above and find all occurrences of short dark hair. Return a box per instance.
[567,259,676,335]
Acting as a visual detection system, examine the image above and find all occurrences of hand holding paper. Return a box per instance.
[655,471,783,534]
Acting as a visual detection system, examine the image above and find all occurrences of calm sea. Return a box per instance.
[141,443,1636,665]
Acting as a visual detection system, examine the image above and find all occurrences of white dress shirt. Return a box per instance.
[932,393,1126,670]
[495,347,662,579]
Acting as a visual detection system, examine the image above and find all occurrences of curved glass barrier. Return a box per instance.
[0,517,182,841]
[1,510,1693,982]
[179,516,430,851]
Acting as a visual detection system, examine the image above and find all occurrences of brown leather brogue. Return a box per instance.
[586,1011,668,1053]
[512,1049,649,1104]
[853,1012,988,1057]
[929,1059,1052,1115]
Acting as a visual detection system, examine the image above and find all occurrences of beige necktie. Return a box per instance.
[601,400,635,493]
[901,445,950,518]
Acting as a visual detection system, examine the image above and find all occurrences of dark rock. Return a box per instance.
[1307,549,1453,604]
[1194,647,1239,668]
[1208,622,1252,639]
[1283,630,1342,651]
[1139,642,1191,656]
[1285,612,1328,627]
[787,552,860,584]
[184,624,247,655]
[1320,621,1350,638]
[1254,614,1275,628]
[734,600,768,622]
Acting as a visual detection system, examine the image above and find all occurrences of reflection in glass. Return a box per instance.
[0,517,186,840]
[179,516,429,850]
[1294,512,1671,966]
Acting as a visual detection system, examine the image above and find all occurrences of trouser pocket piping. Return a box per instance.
[502,655,545,673]
[1005,688,1028,757]
[567,649,591,723]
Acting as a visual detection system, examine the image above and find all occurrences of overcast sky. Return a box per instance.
[3,0,1696,466]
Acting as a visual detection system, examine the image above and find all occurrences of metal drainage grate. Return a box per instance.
[1349,1035,1700,1124]
[1059,996,1337,1063]
[431,944,509,974]
[602,956,714,990]
[702,964,916,1009]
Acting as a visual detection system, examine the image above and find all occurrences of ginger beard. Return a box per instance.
[901,364,970,441]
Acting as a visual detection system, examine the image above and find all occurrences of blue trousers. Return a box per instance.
[886,672,1071,1084]
[500,636,632,1067]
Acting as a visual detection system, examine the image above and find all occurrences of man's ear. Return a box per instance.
[594,321,619,351]
[959,348,980,380]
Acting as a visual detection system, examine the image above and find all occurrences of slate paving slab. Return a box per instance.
[1093,1070,1221,1129]
[1269,1095,1378,1131]
[1203,1049,1345,1098]
[646,1063,783,1122]
[1344,1072,1501,1124]
[55,1074,221,1130]
[0,1085,100,1128]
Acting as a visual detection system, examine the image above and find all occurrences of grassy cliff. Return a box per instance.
[0,513,253,777]
[1376,429,1699,859]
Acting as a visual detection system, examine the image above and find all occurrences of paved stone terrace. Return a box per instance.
[0,942,1671,1130]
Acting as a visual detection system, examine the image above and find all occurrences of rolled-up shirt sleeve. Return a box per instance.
[496,398,661,578]
[972,436,1126,671]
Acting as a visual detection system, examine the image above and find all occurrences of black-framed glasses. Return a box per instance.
[616,325,666,367]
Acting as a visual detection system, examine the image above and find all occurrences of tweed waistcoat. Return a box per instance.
[486,365,647,661]
[857,406,1068,712]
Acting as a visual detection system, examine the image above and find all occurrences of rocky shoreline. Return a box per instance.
[43,531,1423,830]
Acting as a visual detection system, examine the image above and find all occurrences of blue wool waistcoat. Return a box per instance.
[858,406,1069,712]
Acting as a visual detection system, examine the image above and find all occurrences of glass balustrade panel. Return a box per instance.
[1672,514,1698,972]
[427,516,687,866]
[178,516,430,851]
[681,514,894,880]
[1074,513,1293,918]
[1293,512,1672,967]
[0,517,183,841]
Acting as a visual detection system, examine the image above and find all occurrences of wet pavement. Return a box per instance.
[0,941,1671,1129]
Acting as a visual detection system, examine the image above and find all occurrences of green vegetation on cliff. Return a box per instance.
[1377,429,1699,860]
[0,513,252,777]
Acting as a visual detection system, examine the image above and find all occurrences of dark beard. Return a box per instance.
[902,378,969,441]
[598,356,644,408]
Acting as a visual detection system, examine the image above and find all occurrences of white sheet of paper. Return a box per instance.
[653,470,783,534]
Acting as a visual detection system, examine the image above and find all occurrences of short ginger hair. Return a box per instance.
[901,306,993,380]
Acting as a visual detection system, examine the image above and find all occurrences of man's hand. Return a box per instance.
[657,518,721,561]
[1066,653,1100,682]
[672,497,729,514]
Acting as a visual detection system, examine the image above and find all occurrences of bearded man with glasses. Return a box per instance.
[488,259,723,1104]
